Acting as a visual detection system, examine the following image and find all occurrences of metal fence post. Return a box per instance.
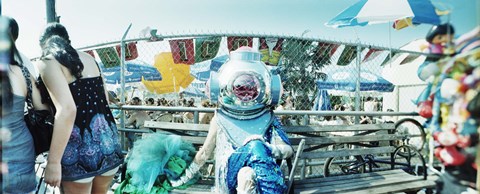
[46,0,58,23]
[354,44,362,124]
[119,23,132,149]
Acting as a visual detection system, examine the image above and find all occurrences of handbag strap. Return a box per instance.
[20,65,35,111]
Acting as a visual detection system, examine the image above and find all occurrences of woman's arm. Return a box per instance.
[193,115,217,165]
[125,112,137,127]
[170,115,218,187]
[269,129,294,159]
[35,59,77,187]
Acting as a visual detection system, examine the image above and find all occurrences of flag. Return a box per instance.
[115,42,138,61]
[227,36,253,52]
[96,47,120,68]
[313,42,340,65]
[259,37,284,66]
[194,37,221,63]
[169,39,195,64]
[362,48,382,62]
[399,54,421,65]
[84,50,95,58]
[381,51,401,66]
[338,45,360,66]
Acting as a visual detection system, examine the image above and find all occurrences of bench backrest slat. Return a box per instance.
[302,134,405,145]
[181,136,207,145]
[144,121,210,131]
[284,123,395,133]
[301,146,396,159]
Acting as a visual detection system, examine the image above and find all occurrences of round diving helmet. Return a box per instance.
[207,47,282,118]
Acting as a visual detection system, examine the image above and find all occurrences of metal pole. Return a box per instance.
[354,44,362,124]
[46,0,57,23]
[477,141,480,191]
[395,86,400,112]
[476,3,480,181]
[477,0,480,27]
[119,23,132,149]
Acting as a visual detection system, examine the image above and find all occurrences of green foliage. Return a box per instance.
[279,38,330,110]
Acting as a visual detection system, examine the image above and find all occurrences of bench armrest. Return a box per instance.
[393,145,428,180]
[286,139,306,194]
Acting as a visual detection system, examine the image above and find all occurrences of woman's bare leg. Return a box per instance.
[91,175,115,194]
[60,181,92,194]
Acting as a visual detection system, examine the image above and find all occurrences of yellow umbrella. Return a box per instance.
[142,52,195,94]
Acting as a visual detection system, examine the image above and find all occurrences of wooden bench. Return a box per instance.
[286,123,437,194]
[141,121,436,194]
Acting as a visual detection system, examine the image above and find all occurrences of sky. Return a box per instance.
[1,0,479,58]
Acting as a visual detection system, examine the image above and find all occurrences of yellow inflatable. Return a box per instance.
[142,52,195,94]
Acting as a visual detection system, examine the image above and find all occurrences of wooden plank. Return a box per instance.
[181,136,207,145]
[287,137,307,145]
[301,146,396,159]
[302,134,407,145]
[295,172,426,193]
[284,123,395,133]
[295,169,405,185]
[295,178,434,194]
[303,170,418,188]
[138,178,212,193]
[297,173,393,189]
[144,121,210,131]
[297,177,429,194]
[171,179,214,193]
[340,179,436,194]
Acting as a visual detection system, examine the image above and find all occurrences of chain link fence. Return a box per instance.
[79,33,430,117]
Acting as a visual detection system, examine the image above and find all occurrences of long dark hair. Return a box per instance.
[40,23,83,79]
[1,16,23,115]
[2,17,23,67]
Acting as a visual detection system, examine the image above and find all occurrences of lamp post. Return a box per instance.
[46,0,59,23]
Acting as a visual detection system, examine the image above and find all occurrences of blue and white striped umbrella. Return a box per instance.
[317,69,395,92]
[99,61,162,84]
[191,55,229,81]
[325,0,441,28]
[312,90,332,111]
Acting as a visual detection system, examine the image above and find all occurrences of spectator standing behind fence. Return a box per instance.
[382,109,396,123]
[125,97,150,148]
[276,95,295,125]
[145,97,155,117]
[363,97,377,112]
[335,105,352,125]
[199,100,214,124]
[363,97,378,124]
[35,23,124,192]
[183,98,196,123]
[1,16,51,193]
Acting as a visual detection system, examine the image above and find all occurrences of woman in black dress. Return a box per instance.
[35,23,124,193]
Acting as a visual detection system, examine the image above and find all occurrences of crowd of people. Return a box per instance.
[112,94,216,124]
[279,93,392,126]
[108,93,216,149]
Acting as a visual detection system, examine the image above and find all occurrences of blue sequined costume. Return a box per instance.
[205,48,289,193]
[214,113,290,194]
